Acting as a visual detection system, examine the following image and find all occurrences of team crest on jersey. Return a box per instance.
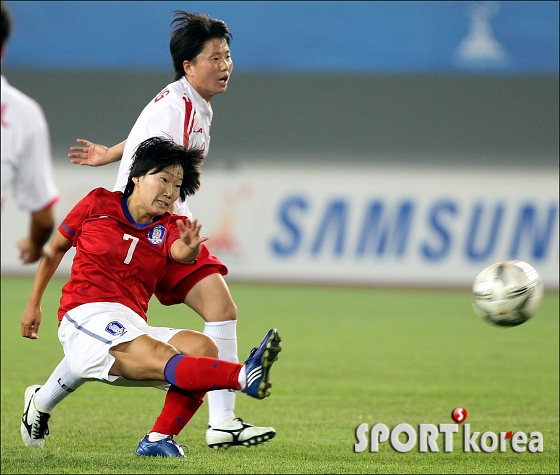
[105,321,127,337]
[147,225,166,245]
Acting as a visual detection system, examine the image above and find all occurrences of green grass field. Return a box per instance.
[1,276,558,474]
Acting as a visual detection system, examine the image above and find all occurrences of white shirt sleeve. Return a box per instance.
[1,78,59,212]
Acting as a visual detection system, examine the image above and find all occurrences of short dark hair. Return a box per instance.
[170,11,232,81]
[123,136,204,203]
[0,1,12,48]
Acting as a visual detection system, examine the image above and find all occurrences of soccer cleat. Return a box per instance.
[206,417,276,449]
[242,328,281,399]
[135,434,187,457]
[21,385,51,448]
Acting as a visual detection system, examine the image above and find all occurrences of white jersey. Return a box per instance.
[1,75,59,212]
[115,77,212,218]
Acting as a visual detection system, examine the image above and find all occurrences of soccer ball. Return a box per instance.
[472,260,544,327]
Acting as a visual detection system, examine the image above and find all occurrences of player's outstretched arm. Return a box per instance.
[171,218,208,263]
[68,139,126,166]
[21,231,72,340]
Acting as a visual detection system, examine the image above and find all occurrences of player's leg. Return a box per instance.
[184,272,278,448]
[20,329,209,449]
[56,303,242,457]
[21,356,85,448]
[183,271,238,420]
[144,330,218,440]
[57,302,281,457]
[127,328,226,457]
[108,330,280,456]
[155,246,278,448]
[106,333,242,458]
[134,327,282,457]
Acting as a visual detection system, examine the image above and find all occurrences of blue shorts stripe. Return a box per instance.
[64,313,112,344]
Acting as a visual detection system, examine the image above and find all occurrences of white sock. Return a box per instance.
[203,320,238,427]
[147,432,169,442]
[34,357,85,413]
[237,365,246,390]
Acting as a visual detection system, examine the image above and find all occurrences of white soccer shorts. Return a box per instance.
[58,301,182,384]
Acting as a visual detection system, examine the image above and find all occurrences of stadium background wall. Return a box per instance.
[2,71,559,170]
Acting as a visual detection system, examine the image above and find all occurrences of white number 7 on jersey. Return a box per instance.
[123,234,139,264]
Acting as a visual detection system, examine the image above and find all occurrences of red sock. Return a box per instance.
[164,355,242,392]
[150,386,205,437]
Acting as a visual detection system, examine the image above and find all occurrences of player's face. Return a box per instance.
[130,166,183,222]
[184,38,233,102]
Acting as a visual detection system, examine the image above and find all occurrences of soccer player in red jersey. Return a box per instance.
[20,136,281,457]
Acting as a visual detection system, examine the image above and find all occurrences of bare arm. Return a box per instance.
[171,218,208,263]
[68,139,126,166]
[17,207,55,264]
[21,231,72,339]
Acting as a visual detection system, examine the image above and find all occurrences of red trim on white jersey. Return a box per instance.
[183,96,195,146]
[39,196,60,211]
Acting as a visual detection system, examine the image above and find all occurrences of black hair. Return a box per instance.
[0,1,12,48]
[123,136,204,202]
[170,10,232,81]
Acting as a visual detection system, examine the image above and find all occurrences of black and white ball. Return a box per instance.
[472,260,544,327]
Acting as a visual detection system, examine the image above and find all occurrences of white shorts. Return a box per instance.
[58,302,182,384]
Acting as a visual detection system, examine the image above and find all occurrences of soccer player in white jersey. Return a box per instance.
[1,2,59,264]
[22,11,276,451]
[20,136,281,457]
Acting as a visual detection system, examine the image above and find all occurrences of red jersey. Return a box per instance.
[57,188,187,321]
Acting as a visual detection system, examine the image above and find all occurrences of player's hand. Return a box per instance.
[174,218,208,263]
[17,238,43,264]
[177,218,208,250]
[21,306,42,339]
[17,239,54,264]
[68,139,110,166]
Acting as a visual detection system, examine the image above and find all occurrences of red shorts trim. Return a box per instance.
[154,244,228,306]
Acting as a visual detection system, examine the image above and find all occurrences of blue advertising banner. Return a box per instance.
[3,1,558,74]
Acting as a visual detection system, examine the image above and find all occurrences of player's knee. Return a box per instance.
[199,334,219,358]
[221,301,238,321]
[153,340,181,364]
[210,300,238,322]
[198,301,238,322]
[171,331,218,358]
